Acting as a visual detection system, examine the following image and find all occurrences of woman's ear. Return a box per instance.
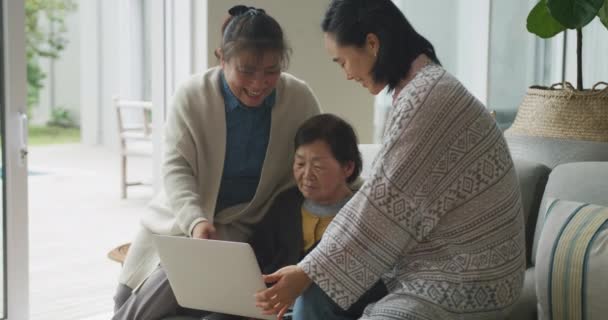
[215,48,225,65]
[343,161,356,180]
[365,33,380,57]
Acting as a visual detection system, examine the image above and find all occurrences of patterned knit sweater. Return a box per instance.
[299,64,526,319]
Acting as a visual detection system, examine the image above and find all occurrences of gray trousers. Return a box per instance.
[112,266,244,320]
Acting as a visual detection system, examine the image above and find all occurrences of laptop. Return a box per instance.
[152,234,275,320]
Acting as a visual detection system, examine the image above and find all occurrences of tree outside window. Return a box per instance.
[25,0,77,117]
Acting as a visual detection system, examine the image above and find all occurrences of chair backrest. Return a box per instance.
[114,96,153,141]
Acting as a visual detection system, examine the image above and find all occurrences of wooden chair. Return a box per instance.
[114,96,153,198]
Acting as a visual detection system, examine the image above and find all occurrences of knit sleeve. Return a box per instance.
[162,84,210,235]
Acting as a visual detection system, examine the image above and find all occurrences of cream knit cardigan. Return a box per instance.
[119,67,321,289]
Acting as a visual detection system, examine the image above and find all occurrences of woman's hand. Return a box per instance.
[192,221,217,239]
[255,265,312,319]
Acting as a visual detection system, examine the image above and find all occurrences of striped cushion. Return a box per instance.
[535,198,608,320]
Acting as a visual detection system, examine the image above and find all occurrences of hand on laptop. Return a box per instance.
[192,221,217,239]
[255,265,312,319]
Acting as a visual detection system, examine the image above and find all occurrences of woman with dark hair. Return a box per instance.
[251,114,387,320]
[256,0,525,319]
[112,5,320,320]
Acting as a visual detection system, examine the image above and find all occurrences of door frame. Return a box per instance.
[2,0,29,318]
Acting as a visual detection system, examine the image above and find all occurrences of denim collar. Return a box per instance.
[220,71,276,112]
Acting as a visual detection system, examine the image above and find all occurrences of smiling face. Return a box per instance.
[221,50,282,107]
[324,32,386,95]
[293,139,354,205]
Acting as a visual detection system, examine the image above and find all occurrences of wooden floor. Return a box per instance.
[29,144,153,320]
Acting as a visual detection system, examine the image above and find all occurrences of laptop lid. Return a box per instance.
[152,235,274,320]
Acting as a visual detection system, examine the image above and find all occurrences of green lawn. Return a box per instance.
[28,125,80,146]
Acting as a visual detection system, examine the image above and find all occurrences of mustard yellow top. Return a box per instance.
[301,207,336,252]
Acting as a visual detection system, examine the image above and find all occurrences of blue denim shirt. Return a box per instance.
[215,72,276,213]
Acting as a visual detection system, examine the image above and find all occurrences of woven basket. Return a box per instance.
[506,82,608,142]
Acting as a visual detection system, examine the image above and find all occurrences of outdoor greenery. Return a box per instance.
[527,0,608,89]
[47,107,76,128]
[29,125,80,146]
[25,0,77,113]
[25,0,80,146]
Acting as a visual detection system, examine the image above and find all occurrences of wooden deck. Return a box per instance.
[29,144,153,320]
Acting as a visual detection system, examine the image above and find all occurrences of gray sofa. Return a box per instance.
[506,160,608,320]
[504,131,608,320]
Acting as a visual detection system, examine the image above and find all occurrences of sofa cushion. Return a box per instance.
[512,158,550,265]
[532,162,608,264]
[535,199,608,320]
[505,134,608,169]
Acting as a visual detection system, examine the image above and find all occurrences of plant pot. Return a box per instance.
[506,82,608,142]
[505,82,608,168]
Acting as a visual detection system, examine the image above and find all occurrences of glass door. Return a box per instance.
[0,1,4,315]
[1,0,29,319]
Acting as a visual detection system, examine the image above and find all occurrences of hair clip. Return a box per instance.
[228,5,265,16]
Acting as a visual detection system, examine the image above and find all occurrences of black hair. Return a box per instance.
[215,5,291,69]
[294,114,362,184]
[321,0,440,91]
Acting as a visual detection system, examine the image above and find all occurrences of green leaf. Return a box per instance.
[599,0,608,29]
[547,0,604,28]
[528,0,567,38]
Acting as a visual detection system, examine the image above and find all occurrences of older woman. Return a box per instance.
[112,5,320,320]
[256,1,525,319]
[251,114,387,320]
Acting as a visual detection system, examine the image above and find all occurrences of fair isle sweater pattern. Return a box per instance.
[299,64,526,319]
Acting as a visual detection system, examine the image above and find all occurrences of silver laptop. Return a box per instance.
[152,234,274,320]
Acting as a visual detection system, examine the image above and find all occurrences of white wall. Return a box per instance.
[204,0,375,143]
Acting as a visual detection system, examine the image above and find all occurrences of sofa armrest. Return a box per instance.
[532,162,608,264]
[512,158,550,266]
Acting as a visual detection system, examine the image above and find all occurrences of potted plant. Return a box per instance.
[505,0,608,156]
[527,0,608,90]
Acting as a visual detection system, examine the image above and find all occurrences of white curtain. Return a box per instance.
[118,0,144,100]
